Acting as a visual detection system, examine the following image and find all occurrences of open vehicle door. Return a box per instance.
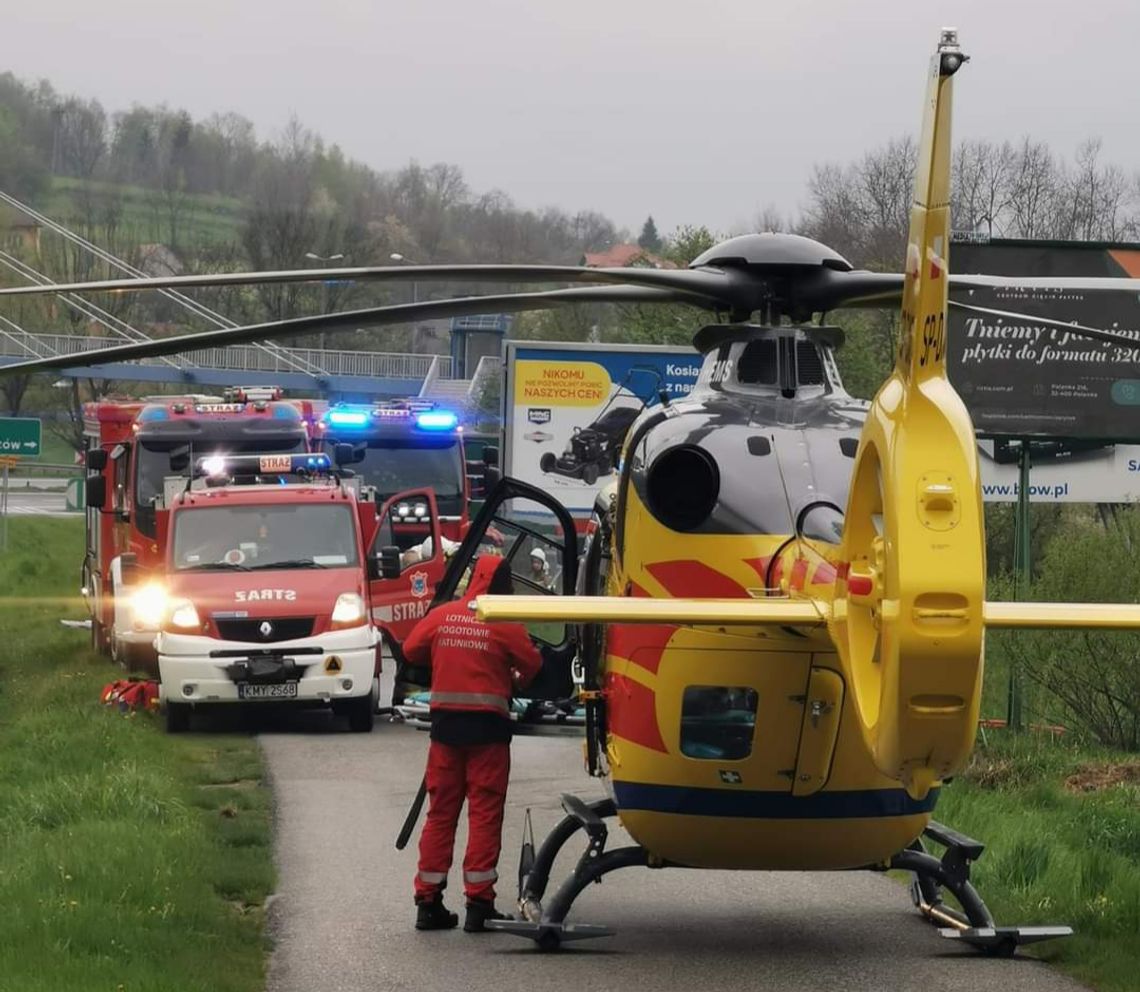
[367,488,445,651]
[428,477,580,705]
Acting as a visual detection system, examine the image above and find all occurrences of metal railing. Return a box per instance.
[0,330,454,380]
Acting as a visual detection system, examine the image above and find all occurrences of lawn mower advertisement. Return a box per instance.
[502,341,701,516]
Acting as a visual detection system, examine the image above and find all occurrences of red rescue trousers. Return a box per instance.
[415,739,510,903]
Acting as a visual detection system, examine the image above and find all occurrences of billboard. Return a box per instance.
[502,341,701,515]
[949,238,1140,440]
[976,440,1140,503]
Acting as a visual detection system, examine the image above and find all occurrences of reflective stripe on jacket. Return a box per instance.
[401,556,543,716]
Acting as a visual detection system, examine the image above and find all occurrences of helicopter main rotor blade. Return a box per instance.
[0,285,714,378]
[475,594,828,627]
[0,262,745,307]
[949,300,1140,349]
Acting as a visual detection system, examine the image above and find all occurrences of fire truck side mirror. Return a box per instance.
[482,445,499,468]
[85,473,107,509]
[378,545,403,580]
[86,449,108,472]
[333,443,355,467]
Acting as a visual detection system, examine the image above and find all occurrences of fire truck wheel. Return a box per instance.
[91,617,110,656]
[345,692,375,733]
[165,702,191,734]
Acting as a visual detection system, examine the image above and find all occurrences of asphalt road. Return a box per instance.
[258,680,1089,992]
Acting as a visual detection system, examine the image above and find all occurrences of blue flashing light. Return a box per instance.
[138,406,170,422]
[416,411,459,431]
[327,409,369,427]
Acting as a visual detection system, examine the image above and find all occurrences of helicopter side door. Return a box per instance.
[434,477,579,702]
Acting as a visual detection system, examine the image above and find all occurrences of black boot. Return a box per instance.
[464,899,510,933]
[415,895,459,931]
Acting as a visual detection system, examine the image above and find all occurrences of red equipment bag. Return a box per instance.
[101,679,160,713]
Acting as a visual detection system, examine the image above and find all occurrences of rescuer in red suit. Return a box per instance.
[402,555,543,932]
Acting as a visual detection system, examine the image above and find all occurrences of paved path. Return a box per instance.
[258,681,1088,992]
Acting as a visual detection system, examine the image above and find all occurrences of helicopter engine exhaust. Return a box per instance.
[646,445,719,532]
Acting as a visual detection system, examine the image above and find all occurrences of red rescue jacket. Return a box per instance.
[402,556,543,716]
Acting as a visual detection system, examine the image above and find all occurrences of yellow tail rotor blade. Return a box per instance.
[984,602,1140,630]
[474,595,828,627]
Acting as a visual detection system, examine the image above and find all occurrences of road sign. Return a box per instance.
[0,417,41,458]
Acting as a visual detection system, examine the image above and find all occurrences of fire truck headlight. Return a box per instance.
[131,583,169,629]
[169,599,201,630]
[413,503,427,518]
[202,455,227,477]
[396,503,411,518]
[331,593,366,627]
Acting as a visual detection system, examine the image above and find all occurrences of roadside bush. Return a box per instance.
[988,507,1140,751]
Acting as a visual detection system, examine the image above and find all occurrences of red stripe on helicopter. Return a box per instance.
[604,673,667,753]
[790,558,809,590]
[646,560,749,599]
[607,623,678,676]
[810,561,837,585]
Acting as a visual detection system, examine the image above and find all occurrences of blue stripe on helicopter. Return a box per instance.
[612,782,940,819]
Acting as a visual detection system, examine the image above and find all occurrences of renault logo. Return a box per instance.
[259,621,273,638]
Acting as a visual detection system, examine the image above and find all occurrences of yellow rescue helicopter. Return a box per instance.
[6,27,1140,957]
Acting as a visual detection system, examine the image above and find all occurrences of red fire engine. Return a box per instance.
[82,387,311,671]
[146,450,449,733]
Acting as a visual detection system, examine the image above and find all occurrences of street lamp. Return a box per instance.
[303,252,346,351]
[389,252,418,304]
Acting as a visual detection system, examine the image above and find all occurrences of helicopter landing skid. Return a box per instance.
[486,794,651,950]
[891,820,1072,957]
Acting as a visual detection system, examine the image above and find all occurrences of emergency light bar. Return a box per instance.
[193,452,332,478]
[320,400,460,432]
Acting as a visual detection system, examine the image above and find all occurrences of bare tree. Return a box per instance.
[1007,137,1057,238]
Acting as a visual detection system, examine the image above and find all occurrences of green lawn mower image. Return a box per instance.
[539,367,666,485]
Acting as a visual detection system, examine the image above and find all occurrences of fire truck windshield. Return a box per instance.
[172,504,359,572]
[326,438,464,514]
[137,437,307,506]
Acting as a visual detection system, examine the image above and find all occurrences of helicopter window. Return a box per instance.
[737,340,778,385]
[795,341,826,386]
[679,685,759,761]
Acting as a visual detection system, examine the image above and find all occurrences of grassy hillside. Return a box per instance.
[43,177,246,250]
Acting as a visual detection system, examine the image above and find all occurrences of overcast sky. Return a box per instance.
[6,0,1138,237]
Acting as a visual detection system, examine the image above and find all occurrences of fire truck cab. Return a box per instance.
[314,399,500,543]
[82,387,310,672]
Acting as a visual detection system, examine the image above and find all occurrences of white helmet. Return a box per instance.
[530,547,547,564]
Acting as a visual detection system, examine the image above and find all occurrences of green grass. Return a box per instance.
[933,733,1140,992]
[0,518,272,992]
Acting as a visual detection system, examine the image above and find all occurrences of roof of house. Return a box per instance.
[581,243,677,269]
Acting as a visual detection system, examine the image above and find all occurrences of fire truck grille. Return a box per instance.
[213,616,315,643]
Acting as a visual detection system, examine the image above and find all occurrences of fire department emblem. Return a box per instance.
[410,571,429,598]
